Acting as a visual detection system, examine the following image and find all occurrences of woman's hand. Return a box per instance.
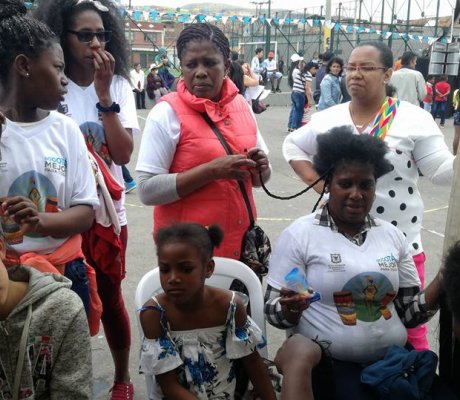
[279,288,311,323]
[207,154,256,180]
[0,196,40,234]
[246,148,269,176]
[92,49,115,104]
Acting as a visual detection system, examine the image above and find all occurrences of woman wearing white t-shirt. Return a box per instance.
[283,41,455,351]
[267,128,452,400]
[35,1,139,398]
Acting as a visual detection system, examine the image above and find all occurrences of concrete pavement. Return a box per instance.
[92,106,454,399]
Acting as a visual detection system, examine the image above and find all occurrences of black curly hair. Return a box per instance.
[443,242,460,321]
[0,0,58,85]
[310,127,392,211]
[156,223,224,263]
[176,23,230,62]
[314,126,393,183]
[34,0,130,79]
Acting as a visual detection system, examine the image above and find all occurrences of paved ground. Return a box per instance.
[92,105,455,399]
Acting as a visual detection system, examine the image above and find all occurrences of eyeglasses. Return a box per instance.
[67,30,112,43]
[345,65,387,73]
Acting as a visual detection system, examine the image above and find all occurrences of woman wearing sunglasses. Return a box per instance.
[283,41,455,353]
[35,1,138,399]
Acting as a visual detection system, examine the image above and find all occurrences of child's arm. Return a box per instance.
[234,298,277,400]
[1,196,93,238]
[140,305,199,400]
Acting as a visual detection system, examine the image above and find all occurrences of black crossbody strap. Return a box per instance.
[201,113,255,227]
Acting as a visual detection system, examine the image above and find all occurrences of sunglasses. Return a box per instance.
[67,30,112,43]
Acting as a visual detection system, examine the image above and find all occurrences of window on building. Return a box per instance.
[144,33,157,43]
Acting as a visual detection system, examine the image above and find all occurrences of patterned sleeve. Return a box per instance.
[139,336,183,376]
[264,284,297,329]
[393,287,438,328]
[225,302,267,359]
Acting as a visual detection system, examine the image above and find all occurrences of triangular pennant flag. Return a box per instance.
[251,17,258,24]
[242,16,251,24]
[266,18,272,25]
[222,16,229,24]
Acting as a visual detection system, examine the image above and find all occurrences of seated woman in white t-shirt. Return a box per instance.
[265,127,454,400]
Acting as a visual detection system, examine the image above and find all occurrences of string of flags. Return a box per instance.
[23,2,448,44]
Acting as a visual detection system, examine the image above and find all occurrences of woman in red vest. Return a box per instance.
[136,23,271,261]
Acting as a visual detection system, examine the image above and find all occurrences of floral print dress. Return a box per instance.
[139,292,267,399]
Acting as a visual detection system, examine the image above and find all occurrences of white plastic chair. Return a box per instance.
[134,257,268,397]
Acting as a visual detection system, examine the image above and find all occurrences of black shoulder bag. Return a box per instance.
[202,113,271,277]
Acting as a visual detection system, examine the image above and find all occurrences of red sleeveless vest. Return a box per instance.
[154,79,258,259]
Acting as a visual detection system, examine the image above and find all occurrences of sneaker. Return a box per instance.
[276,88,282,93]
[271,88,276,93]
[109,381,134,400]
[440,124,445,128]
[125,180,137,194]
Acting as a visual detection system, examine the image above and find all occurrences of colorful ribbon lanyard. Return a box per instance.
[369,97,400,140]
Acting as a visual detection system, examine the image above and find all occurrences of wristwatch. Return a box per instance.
[96,102,120,113]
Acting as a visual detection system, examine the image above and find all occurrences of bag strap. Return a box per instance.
[13,304,32,400]
[369,97,400,140]
[201,113,255,228]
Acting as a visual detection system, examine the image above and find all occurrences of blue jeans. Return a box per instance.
[431,101,447,125]
[288,91,306,130]
[64,258,90,315]
[121,165,134,183]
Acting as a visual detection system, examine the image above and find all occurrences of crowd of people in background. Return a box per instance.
[2,0,460,399]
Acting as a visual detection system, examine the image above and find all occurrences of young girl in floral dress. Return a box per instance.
[139,223,276,399]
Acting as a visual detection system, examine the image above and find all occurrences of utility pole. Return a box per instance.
[434,0,441,37]
[380,0,385,41]
[388,0,396,49]
[336,2,342,52]
[128,0,133,65]
[325,0,331,52]
[357,0,363,44]
[266,0,271,57]
[404,0,411,51]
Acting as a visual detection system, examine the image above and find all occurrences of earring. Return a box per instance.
[383,80,388,84]
[25,73,30,78]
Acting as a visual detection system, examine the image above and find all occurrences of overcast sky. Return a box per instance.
[121,0,455,20]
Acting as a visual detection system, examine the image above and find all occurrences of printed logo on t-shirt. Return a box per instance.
[376,255,398,271]
[1,171,59,244]
[330,254,342,263]
[327,253,346,272]
[45,156,67,176]
[333,272,396,326]
[57,102,69,116]
[79,121,112,167]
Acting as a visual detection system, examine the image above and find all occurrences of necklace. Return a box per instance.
[349,105,376,130]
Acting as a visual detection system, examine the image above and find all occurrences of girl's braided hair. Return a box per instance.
[0,0,58,85]
[156,223,224,263]
[176,23,230,61]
